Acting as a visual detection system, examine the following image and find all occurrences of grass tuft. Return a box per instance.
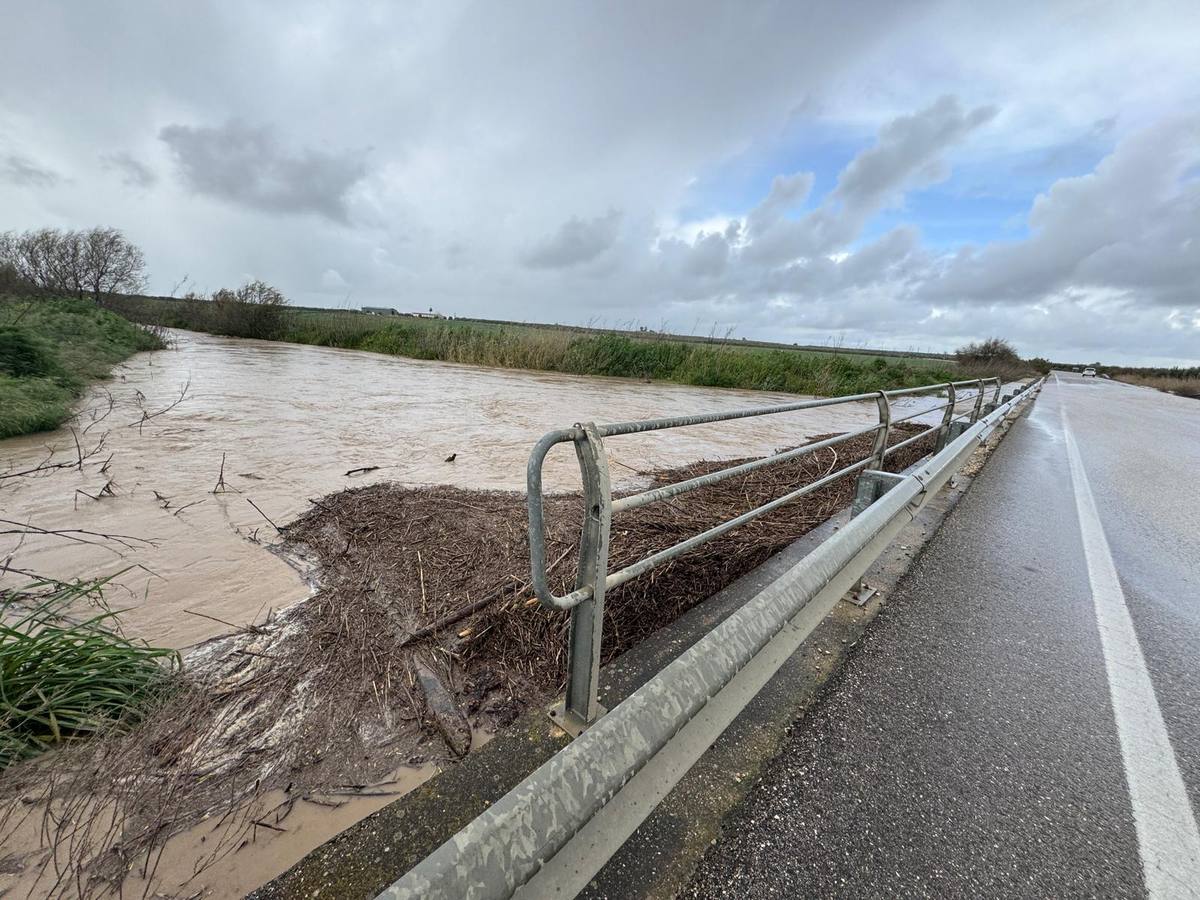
[0,577,180,769]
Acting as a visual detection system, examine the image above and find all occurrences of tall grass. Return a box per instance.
[1115,373,1200,399]
[0,577,180,768]
[0,296,164,438]
[110,296,981,395]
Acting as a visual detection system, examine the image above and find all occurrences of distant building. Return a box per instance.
[361,305,448,319]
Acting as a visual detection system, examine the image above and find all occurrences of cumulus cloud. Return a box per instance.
[649,108,1198,364]
[652,97,992,306]
[745,173,815,235]
[159,120,367,222]
[1,154,61,188]
[921,117,1200,309]
[522,210,622,269]
[101,151,157,188]
[746,96,996,265]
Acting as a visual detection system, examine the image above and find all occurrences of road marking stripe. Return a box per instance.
[1061,404,1200,898]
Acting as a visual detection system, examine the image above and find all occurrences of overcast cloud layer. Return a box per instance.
[1,0,1197,365]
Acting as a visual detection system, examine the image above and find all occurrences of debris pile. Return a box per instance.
[2,426,936,897]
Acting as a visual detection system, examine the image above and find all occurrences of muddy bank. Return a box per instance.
[1,426,935,899]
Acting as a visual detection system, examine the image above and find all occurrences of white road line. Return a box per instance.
[1061,403,1200,898]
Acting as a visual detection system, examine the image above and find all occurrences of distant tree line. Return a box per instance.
[111,279,291,341]
[0,226,146,305]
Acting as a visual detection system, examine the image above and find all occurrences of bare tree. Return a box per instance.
[0,228,65,293]
[0,226,146,304]
[79,227,146,304]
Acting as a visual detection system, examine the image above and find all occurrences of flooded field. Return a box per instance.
[0,330,922,648]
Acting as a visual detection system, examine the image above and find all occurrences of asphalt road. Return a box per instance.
[685,373,1200,898]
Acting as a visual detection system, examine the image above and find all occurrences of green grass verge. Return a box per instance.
[0,296,164,439]
[1,576,180,769]
[110,296,971,395]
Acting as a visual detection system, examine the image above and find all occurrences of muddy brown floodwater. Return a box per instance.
[0,329,948,649]
[0,331,969,900]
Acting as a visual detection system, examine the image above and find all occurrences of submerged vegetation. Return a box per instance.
[109,293,1004,395]
[0,577,179,769]
[0,296,164,438]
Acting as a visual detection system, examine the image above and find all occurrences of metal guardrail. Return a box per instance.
[381,378,1042,900]
[527,376,1002,732]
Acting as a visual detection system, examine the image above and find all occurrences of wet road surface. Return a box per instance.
[685,372,1200,898]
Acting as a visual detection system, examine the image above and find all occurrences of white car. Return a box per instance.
[1082,367,1097,377]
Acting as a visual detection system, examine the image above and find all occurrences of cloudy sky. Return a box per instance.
[1,1,1197,365]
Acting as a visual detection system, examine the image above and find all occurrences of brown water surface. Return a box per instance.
[0,330,942,648]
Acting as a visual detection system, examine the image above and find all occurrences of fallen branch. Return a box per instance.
[172,499,207,517]
[182,608,265,634]
[129,379,190,433]
[0,519,154,553]
[245,498,280,533]
[405,546,570,643]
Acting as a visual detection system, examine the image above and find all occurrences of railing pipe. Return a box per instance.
[605,457,873,593]
[868,391,890,470]
[612,423,880,514]
[882,426,938,459]
[560,423,611,729]
[527,428,582,611]
[971,378,985,422]
[527,374,1013,720]
[935,383,956,452]
[595,393,878,438]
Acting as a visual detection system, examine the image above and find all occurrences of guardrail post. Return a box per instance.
[848,468,906,601]
[983,379,999,415]
[970,378,985,423]
[851,470,906,517]
[551,422,612,736]
[934,383,956,452]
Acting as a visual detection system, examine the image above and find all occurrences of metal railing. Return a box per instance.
[381,378,1042,900]
[527,376,1003,732]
